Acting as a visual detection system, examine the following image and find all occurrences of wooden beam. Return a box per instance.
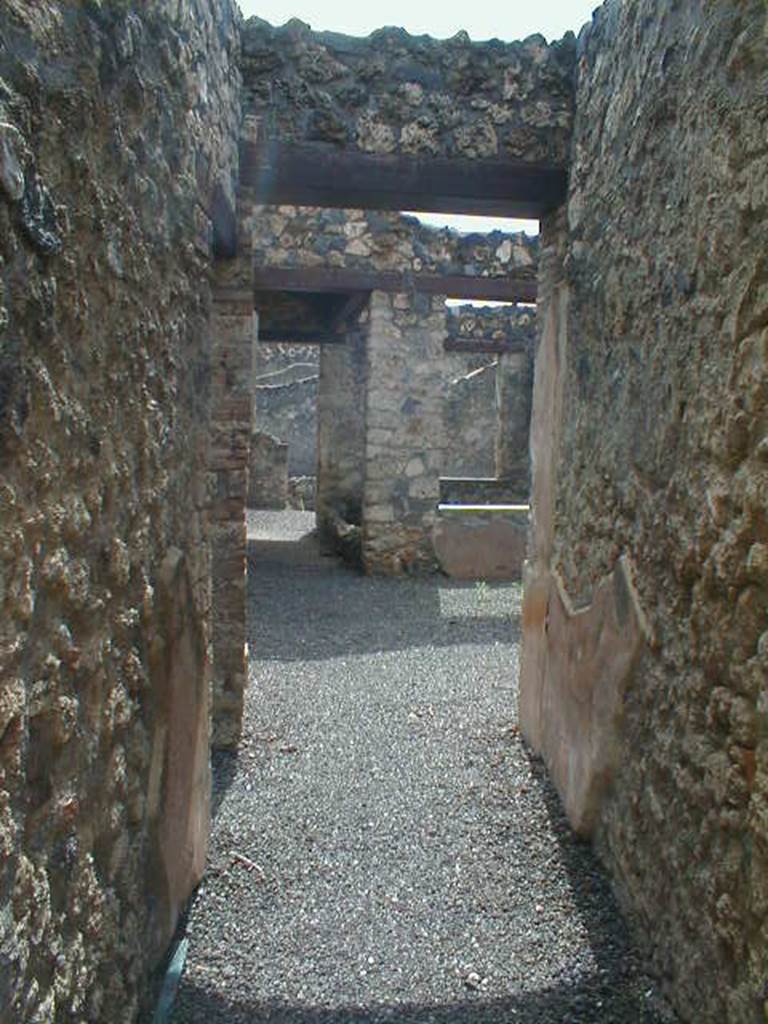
[252,266,537,303]
[240,140,566,218]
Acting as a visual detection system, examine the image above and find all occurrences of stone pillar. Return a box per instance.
[362,290,446,574]
[316,328,368,536]
[495,347,534,500]
[209,285,256,750]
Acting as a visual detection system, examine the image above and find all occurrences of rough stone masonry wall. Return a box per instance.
[364,292,446,574]
[0,2,240,1021]
[253,343,319,477]
[248,206,537,542]
[241,18,575,165]
[442,354,498,478]
[316,328,368,541]
[444,304,535,488]
[247,432,289,510]
[524,3,768,1022]
[248,204,538,279]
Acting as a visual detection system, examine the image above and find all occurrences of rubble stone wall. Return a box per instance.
[0,2,241,1020]
[522,3,768,1021]
[363,292,446,574]
[495,348,533,497]
[247,432,289,509]
[241,18,576,167]
[443,354,498,478]
[316,330,368,540]
[445,304,535,489]
[248,204,538,279]
[253,343,319,478]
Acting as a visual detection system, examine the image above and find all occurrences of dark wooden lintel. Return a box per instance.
[253,266,536,303]
[240,140,566,219]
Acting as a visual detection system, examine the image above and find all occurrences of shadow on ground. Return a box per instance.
[170,977,663,1024]
[247,533,521,664]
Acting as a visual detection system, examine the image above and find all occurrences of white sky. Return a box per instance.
[237,0,599,42]
[238,0,599,234]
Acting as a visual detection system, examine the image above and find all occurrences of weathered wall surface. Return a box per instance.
[495,347,533,497]
[249,205,538,280]
[363,292,446,574]
[522,3,768,1021]
[253,375,318,477]
[241,18,575,166]
[253,343,319,477]
[209,289,255,752]
[247,431,289,509]
[444,304,534,490]
[0,2,240,1020]
[443,354,498,477]
[316,328,368,542]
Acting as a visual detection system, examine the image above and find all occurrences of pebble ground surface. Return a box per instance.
[170,511,675,1024]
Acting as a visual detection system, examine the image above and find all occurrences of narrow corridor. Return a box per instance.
[171,513,671,1024]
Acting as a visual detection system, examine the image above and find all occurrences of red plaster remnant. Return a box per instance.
[520,557,650,837]
[149,548,210,959]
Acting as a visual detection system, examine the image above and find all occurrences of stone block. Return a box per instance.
[432,508,529,581]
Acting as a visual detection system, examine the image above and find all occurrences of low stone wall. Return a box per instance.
[0,1,241,1020]
[440,478,523,505]
[432,506,529,580]
[242,18,576,166]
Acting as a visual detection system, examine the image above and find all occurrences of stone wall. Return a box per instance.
[247,207,537,540]
[495,348,533,497]
[0,2,240,1020]
[241,18,576,166]
[248,204,538,280]
[247,432,289,510]
[249,303,536,510]
[444,304,535,491]
[363,292,446,574]
[520,3,768,1022]
[316,328,368,544]
[253,343,319,477]
[443,355,498,477]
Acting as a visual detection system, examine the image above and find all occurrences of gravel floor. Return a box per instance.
[170,511,674,1024]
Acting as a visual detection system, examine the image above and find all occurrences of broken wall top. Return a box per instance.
[242,18,575,164]
[446,304,535,350]
[247,205,539,279]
